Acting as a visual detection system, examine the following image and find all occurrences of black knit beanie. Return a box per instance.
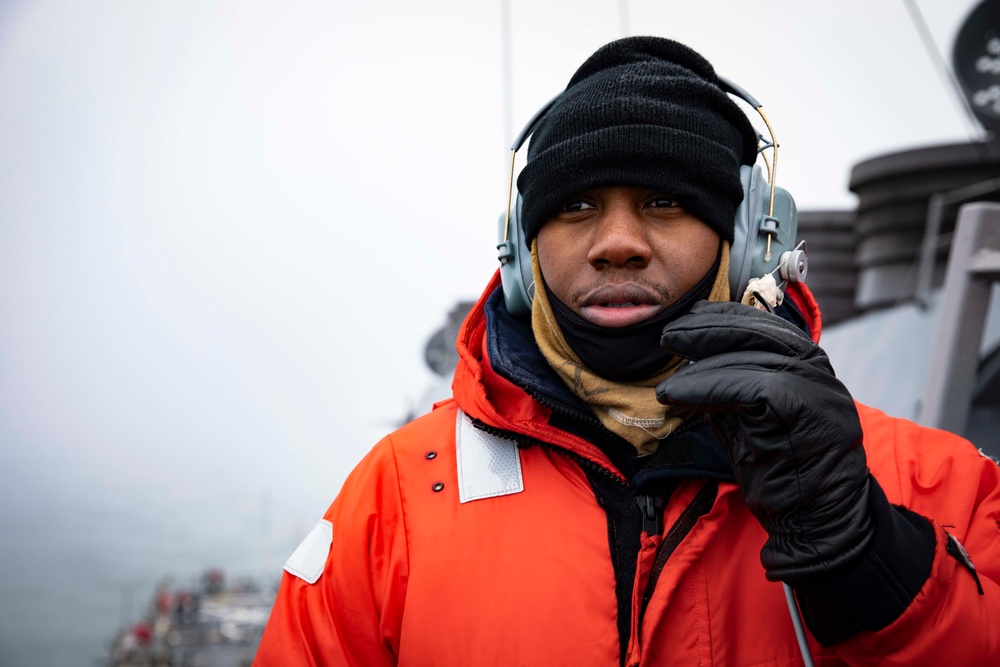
[517,36,759,246]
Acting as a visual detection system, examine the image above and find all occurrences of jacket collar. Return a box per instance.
[452,271,824,485]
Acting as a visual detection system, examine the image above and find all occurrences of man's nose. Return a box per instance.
[587,208,651,269]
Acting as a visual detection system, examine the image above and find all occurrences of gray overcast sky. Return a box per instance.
[0,0,984,659]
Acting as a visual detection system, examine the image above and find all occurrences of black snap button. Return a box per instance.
[425,451,437,460]
[432,482,444,492]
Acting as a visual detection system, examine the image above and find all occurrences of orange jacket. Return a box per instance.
[256,273,1000,666]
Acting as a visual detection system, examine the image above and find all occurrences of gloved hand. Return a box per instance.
[656,300,873,582]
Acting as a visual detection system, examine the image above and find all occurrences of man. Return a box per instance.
[255,37,1000,666]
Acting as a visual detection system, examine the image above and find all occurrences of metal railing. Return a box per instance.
[918,203,1000,433]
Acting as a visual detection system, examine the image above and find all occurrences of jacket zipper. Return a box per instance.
[471,411,714,665]
[638,479,719,632]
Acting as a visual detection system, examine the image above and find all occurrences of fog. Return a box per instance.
[0,0,979,664]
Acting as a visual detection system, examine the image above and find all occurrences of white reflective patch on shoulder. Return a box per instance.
[456,409,524,503]
[284,519,333,584]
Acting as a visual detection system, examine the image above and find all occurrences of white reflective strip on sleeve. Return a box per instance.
[456,409,524,503]
[284,519,333,584]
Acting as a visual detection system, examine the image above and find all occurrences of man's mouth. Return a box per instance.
[582,284,660,308]
[579,284,663,327]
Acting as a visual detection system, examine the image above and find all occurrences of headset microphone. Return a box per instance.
[497,79,808,318]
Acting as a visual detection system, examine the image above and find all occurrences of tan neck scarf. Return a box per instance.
[531,242,731,454]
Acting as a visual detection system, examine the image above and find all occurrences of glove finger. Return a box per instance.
[658,351,858,441]
[660,300,816,362]
[655,352,785,413]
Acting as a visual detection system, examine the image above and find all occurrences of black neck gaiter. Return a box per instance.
[547,253,721,382]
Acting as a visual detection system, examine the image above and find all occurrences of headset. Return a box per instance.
[496,77,808,318]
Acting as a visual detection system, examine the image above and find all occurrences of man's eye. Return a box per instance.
[562,200,596,212]
[649,197,679,208]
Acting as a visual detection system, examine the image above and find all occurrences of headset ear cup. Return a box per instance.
[496,194,534,317]
[728,164,802,302]
[729,165,763,301]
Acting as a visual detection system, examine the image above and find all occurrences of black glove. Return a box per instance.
[656,300,872,582]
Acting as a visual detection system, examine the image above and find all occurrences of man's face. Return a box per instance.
[536,186,720,328]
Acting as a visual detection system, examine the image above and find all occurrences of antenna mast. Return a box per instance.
[902,0,985,141]
[500,0,514,146]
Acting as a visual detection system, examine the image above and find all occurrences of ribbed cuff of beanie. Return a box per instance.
[518,125,743,246]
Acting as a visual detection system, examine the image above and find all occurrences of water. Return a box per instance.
[0,444,342,666]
